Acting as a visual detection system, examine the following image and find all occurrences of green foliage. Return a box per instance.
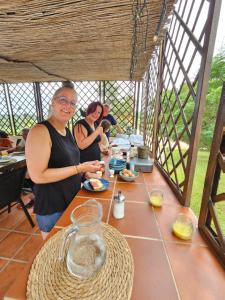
[210,49,225,86]
[199,50,225,149]
[161,48,225,150]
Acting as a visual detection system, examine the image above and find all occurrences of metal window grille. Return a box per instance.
[142,48,160,154]
[0,81,139,136]
[7,83,36,135]
[104,81,136,135]
[0,84,12,134]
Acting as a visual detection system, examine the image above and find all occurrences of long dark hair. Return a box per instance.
[86,101,104,122]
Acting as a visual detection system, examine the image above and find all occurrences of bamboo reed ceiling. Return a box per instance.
[0,0,175,83]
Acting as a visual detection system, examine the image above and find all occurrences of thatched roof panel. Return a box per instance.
[0,0,175,83]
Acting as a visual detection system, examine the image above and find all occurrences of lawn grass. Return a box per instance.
[190,150,209,217]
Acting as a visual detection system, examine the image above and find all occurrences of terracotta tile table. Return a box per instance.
[4,167,225,300]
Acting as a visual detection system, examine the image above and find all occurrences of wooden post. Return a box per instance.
[143,70,150,143]
[183,0,222,206]
[152,40,164,159]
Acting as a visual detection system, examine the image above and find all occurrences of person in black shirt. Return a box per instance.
[73,101,104,163]
[26,81,101,239]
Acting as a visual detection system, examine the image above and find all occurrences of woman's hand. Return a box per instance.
[79,161,101,173]
[101,149,110,156]
[82,160,100,165]
[96,126,103,135]
[85,172,101,179]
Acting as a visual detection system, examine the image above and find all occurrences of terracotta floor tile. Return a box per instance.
[109,202,160,239]
[0,208,25,230]
[34,227,41,235]
[77,182,114,199]
[14,215,37,233]
[0,232,29,258]
[0,229,10,242]
[0,261,26,299]
[115,182,149,203]
[15,235,43,261]
[56,197,111,227]
[117,172,145,183]
[154,205,206,245]
[165,242,225,300]
[126,237,179,300]
[0,258,8,271]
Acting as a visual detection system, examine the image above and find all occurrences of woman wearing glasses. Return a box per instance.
[26,81,101,239]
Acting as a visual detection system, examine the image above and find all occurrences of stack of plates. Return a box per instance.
[109,159,126,174]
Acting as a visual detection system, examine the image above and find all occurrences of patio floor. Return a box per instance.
[0,202,42,299]
[1,168,225,299]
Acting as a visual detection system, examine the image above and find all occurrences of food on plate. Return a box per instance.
[96,171,102,177]
[89,179,103,190]
[122,168,135,177]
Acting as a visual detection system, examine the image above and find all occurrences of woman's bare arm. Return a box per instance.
[26,124,100,184]
[74,123,103,150]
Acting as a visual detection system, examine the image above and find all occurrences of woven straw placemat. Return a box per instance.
[27,223,134,300]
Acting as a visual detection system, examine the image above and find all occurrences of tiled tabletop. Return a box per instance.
[4,165,225,300]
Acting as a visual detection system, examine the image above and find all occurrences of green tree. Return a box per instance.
[200,48,225,149]
[162,48,225,150]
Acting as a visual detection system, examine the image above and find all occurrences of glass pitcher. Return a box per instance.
[59,199,106,279]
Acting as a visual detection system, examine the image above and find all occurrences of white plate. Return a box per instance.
[12,151,25,156]
[0,158,12,163]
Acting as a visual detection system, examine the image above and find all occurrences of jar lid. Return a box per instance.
[114,191,125,202]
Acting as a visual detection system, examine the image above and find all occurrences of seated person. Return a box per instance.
[99,119,111,154]
[0,130,13,151]
[101,103,122,139]
[16,128,30,151]
[74,102,104,163]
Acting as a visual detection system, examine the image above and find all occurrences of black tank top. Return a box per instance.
[74,119,101,163]
[33,121,82,215]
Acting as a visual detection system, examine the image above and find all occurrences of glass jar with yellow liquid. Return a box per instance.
[149,190,164,207]
[172,213,193,240]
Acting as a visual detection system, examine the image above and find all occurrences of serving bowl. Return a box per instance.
[119,170,139,182]
[109,159,126,174]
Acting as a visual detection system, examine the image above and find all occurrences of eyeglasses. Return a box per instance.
[55,96,76,109]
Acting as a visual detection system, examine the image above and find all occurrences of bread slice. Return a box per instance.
[89,179,103,190]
